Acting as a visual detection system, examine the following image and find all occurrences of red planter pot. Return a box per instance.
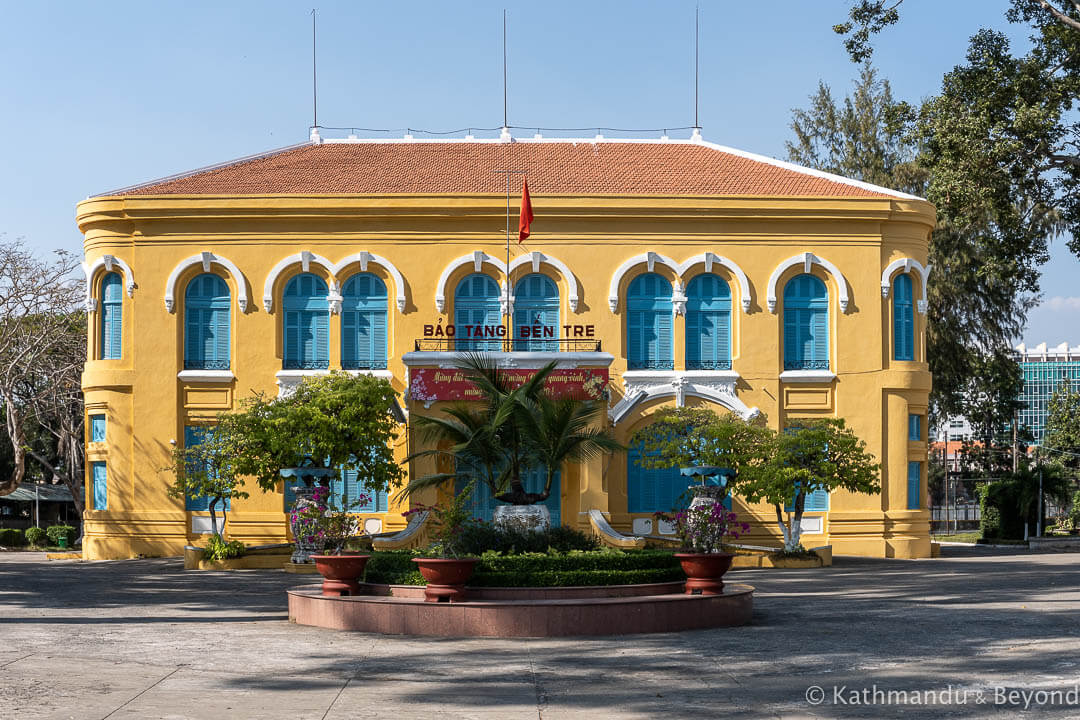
[674,552,734,595]
[412,557,480,603]
[310,554,371,597]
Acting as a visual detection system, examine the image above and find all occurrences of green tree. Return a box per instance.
[786,64,925,195]
[1042,377,1080,471]
[230,372,405,497]
[629,407,773,496]
[164,414,250,538]
[740,419,881,551]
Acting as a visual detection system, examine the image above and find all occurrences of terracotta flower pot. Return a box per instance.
[412,557,479,603]
[674,552,734,595]
[310,554,370,597]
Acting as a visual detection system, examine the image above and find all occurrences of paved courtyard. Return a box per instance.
[0,547,1078,719]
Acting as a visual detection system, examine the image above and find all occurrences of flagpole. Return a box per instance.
[505,169,511,346]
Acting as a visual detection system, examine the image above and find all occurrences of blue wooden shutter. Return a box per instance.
[804,486,829,511]
[90,414,106,443]
[810,308,828,368]
[908,414,922,441]
[521,465,561,525]
[185,274,230,370]
[341,274,387,369]
[783,309,799,369]
[715,311,731,368]
[907,461,921,510]
[283,274,329,369]
[628,309,644,368]
[655,311,673,369]
[100,273,123,360]
[212,304,230,369]
[183,426,209,511]
[92,462,107,510]
[893,273,915,361]
[686,274,731,370]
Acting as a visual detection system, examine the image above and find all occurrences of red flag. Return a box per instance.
[518,178,534,243]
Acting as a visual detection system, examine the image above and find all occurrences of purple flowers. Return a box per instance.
[655,501,750,553]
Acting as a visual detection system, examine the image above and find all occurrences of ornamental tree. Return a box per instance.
[230,371,405,497]
[630,407,774,497]
[164,413,249,538]
[739,419,881,552]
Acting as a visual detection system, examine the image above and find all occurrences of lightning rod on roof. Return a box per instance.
[694,5,700,134]
[311,9,319,141]
[502,9,509,140]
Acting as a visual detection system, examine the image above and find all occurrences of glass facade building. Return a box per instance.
[1015,343,1080,444]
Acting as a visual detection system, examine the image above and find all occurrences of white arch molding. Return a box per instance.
[766,252,850,313]
[163,252,250,313]
[610,371,760,424]
[81,255,136,313]
[262,251,335,313]
[880,257,931,315]
[607,251,752,314]
[262,251,409,314]
[331,252,407,313]
[434,251,509,314]
[507,251,581,313]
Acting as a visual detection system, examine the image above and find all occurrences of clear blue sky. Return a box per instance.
[1,0,1074,346]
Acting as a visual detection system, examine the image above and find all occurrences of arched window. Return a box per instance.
[627,445,689,513]
[184,274,230,370]
[283,273,330,369]
[454,273,502,351]
[627,273,674,370]
[686,273,732,370]
[782,274,829,371]
[513,273,559,351]
[341,273,388,370]
[99,272,123,360]
[893,272,915,361]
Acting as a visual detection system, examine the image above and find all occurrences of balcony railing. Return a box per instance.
[784,359,830,371]
[413,338,602,353]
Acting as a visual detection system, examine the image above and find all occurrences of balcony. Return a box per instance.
[403,338,613,373]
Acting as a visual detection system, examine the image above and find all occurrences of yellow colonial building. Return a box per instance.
[77,131,934,560]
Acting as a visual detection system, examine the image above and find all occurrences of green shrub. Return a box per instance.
[203,534,245,561]
[45,525,77,547]
[363,549,683,587]
[0,528,26,547]
[1070,490,1080,529]
[456,523,600,556]
[25,527,46,546]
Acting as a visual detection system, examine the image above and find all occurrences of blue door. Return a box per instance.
[685,273,732,370]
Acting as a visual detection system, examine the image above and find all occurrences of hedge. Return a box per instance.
[46,525,77,547]
[363,550,684,588]
[0,528,26,547]
[25,527,46,546]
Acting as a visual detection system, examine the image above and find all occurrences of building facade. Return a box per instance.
[1013,342,1080,444]
[78,134,935,560]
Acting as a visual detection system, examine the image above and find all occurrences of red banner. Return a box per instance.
[409,367,608,404]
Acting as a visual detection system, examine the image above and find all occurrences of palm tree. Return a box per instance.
[403,353,621,507]
[520,393,624,504]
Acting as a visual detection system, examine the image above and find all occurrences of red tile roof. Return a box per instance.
[112,140,903,198]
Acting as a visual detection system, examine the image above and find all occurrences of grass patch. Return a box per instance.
[933,531,981,544]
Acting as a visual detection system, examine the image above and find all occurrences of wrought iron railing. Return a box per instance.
[283,360,331,370]
[627,359,675,370]
[342,360,388,370]
[784,360,831,371]
[686,359,732,371]
[184,360,231,370]
[413,338,602,352]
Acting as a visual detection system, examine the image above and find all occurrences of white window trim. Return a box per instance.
[779,370,837,383]
[607,251,751,314]
[507,251,581,312]
[766,252,849,314]
[81,254,136,312]
[164,252,250,313]
[177,370,236,383]
[434,251,508,314]
[880,257,931,314]
[262,251,335,313]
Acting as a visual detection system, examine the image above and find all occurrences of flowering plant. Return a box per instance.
[655,502,750,554]
[290,485,371,555]
[405,482,477,558]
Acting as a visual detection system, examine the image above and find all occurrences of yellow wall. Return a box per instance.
[78,192,935,560]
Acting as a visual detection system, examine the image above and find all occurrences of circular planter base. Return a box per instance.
[287,583,754,637]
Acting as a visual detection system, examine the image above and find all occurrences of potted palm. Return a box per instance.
[300,484,372,596]
[411,483,479,602]
[656,502,750,595]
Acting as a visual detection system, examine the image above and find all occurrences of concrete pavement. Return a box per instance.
[0,547,1078,719]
